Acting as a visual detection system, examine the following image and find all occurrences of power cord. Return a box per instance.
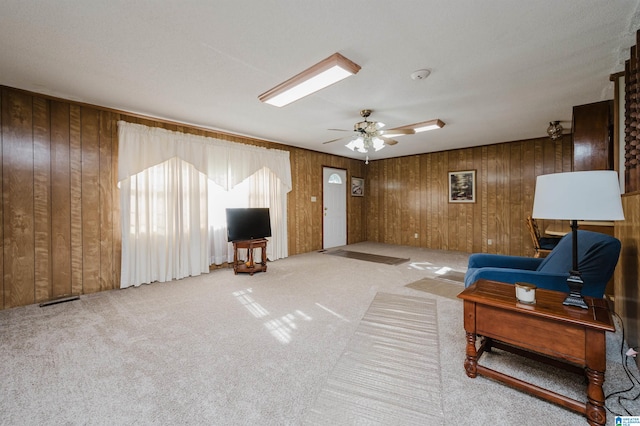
[604,310,640,416]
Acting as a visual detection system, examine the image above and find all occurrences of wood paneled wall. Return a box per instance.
[365,137,573,256]
[619,27,640,367]
[0,86,365,310]
[615,193,640,366]
[1,88,121,309]
[0,84,576,311]
[287,148,366,255]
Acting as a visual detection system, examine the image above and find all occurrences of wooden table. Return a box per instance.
[458,279,614,425]
[232,238,268,275]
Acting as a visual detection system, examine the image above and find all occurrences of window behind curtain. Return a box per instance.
[121,159,287,288]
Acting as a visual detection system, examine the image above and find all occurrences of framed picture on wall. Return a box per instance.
[351,177,364,197]
[448,170,476,203]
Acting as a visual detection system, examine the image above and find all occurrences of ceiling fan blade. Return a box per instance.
[322,137,348,145]
[328,128,351,132]
[380,136,398,146]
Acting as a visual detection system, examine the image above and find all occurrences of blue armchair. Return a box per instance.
[464,230,621,298]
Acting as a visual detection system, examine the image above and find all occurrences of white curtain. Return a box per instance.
[118,121,291,289]
[117,122,291,191]
[208,167,287,266]
[120,158,209,287]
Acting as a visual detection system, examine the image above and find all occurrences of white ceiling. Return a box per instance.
[1,1,639,161]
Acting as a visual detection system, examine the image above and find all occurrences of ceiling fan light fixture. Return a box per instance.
[258,53,361,107]
[372,137,385,151]
[410,119,445,133]
[345,135,386,154]
[346,137,366,153]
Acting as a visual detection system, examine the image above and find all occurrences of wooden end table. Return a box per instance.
[232,238,268,275]
[458,279,614,426]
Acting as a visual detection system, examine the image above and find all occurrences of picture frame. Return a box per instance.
[351,176,364,197]
[448,170,476,203]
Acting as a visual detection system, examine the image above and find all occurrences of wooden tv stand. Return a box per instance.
[232,238,268,275]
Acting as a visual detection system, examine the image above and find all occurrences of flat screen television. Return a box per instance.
[226,208,272,242]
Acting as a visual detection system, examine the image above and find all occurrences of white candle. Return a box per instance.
[515,282,536,304]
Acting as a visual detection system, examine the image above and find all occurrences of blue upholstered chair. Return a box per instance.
[464,230,621,298]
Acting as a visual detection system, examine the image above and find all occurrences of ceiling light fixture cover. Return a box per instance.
[258,53,361,107]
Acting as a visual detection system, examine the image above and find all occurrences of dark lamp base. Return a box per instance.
[563,272,588,309]
[563,293,589,309]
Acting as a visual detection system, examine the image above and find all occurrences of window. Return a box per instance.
[328,173,343,184]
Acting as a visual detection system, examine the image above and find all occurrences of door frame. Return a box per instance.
[322,166,348,249]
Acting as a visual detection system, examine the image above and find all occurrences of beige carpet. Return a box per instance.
[305,293,443,425]
[0,241,637,425]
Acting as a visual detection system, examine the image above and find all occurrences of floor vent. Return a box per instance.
[39,295,80,307]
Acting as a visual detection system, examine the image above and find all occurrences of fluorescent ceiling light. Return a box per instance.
[259,53,361,107]
[411,119,445,133]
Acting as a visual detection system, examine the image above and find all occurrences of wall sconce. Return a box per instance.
[547,121,563,140]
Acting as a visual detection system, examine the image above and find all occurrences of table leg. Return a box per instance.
[464,332,478,378]
[248,248,254,267]
[585,367,606,426]
[233,244,238,275]
[261,246,267,272]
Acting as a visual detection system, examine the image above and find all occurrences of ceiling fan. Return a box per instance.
[322,109,416,153]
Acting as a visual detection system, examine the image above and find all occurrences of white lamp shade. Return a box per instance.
[532,171,624,221]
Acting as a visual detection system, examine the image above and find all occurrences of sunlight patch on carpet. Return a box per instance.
[323,249,410,265]
[304,293,443,425]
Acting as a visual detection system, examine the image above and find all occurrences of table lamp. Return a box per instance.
[531,171,624,308]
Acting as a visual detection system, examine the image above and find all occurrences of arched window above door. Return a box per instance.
[328,173,343,184]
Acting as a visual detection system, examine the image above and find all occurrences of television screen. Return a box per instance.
[226,208,272,242]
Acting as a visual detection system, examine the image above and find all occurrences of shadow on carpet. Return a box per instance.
[405,277,464,300]
[304,292,443,425]
[323,249,410,265]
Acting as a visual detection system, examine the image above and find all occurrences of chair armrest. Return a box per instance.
[467,253,543,271]
[466,268,570,293]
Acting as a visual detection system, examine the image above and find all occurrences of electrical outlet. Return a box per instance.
[488,239,493,245]
[414,233,419,239]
